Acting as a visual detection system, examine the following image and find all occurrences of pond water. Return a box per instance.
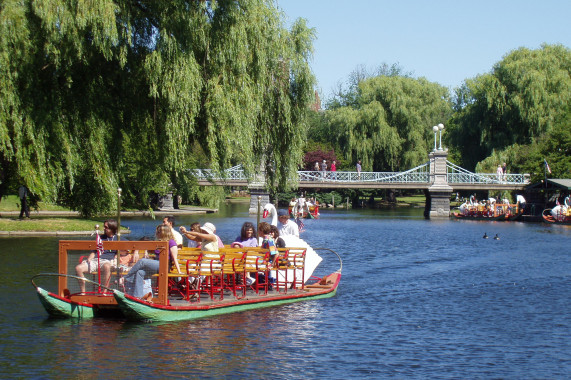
[1,203,570,378]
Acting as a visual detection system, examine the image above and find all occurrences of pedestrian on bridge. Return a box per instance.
[356,160,362,180]
[497,165,503,182]
[321,160,327,180]
[331,160,337,180]
[502,162,507,181]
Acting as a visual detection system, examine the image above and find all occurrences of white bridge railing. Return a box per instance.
[446,161,529,184]
[298,162,429,183]
[191,165,249,181]
[191,162,528,185]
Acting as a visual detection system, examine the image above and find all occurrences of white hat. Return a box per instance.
[201,222,215,235]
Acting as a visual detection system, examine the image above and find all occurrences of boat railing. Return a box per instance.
[52,240,170,304]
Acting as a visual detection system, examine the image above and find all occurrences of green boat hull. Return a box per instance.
[36,287,95,319]
[113,274,340,322]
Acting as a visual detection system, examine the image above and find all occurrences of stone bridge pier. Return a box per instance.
[425,150,452,219]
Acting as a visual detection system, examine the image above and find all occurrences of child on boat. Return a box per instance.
[258,222,277,288]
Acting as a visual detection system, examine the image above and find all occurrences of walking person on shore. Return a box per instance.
[18,185,30,219]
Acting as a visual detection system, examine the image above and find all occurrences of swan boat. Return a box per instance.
[288,200,319,219]
[451,202,523,221]
[32,238,341,322]
[542,206,571,225]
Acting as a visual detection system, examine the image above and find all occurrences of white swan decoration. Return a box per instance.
[262,203,322,284]
[263,203,278,226]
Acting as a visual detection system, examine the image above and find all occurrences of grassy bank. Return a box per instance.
[0,195,125,232]
[0,195,73,212]
[0,217,104,232]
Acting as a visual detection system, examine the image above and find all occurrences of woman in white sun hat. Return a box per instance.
[182,222,219,252]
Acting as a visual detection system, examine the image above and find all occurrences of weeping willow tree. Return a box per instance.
[446,44,571,171]
[325,75,451,171]
[0,0,315,216]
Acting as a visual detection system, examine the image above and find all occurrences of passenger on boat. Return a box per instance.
[270,225,286,248]
[75,219,118,294]
[232,222,258,247]
[277,209,300,237]
[212,224,225,248]
[184,222,219,252]
[294,196,306,218]
[289,198,297,209]
[180,222,201,248]
[550,205,567,220]
[258,222,277,287]
[124,225,182,299]
[163,215,183,248]
[516,195,526,212]
[259,222,277,257]
[565,195,571,208]
[459,201,469,215]
[501,198,511,213]
[116,250,139,272]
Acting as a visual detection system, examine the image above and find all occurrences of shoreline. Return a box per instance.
[0,206,218,237]
[0,206,217,218]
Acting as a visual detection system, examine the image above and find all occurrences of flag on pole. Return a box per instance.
[544,159,552,174]
[96,233,104,255]
[96,232,103,288]
[296,217,305,233]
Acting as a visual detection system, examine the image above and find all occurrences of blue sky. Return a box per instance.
[277,0,571,101]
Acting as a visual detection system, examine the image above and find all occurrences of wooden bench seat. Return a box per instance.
[273,247,307,293]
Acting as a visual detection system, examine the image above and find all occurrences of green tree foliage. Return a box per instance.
[324,75,451,171]
[447,44,571,170]
[0,0,315,216]
[479,106,571,182]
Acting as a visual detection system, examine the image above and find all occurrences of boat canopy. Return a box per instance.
[526,178,571,191]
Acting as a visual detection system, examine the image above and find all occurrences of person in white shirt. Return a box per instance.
[277,209,299,238]
[163,215,183,247]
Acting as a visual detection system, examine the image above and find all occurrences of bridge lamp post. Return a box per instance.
[432,126,439,151]
[438,123,445,150]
